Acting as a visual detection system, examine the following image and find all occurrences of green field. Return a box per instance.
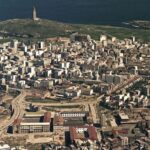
[0,19,150,41]
[26,96,59,103]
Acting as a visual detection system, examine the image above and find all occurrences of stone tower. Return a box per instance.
[33,6,38,21]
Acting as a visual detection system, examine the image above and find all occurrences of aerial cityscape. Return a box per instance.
[0,1,150,150]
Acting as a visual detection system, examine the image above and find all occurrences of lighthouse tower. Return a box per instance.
[32,6,38,21]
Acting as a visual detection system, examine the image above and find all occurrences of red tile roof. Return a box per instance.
[70,127,77,140]
[87,126,98,141]
[43,112,51,122]
[13,119,22,125]
[69,126,98,141]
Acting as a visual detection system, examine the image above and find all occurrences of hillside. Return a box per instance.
[0,19,150,41]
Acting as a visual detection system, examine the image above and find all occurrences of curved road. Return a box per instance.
[0,90,26,135]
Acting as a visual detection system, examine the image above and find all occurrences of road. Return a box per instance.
[31,76,140,107]
[0,75,141,136]
[0,90,26,136]
[30,75,141,124]
[108,75,141,95]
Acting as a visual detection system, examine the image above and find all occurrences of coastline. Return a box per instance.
[0,18,150,41]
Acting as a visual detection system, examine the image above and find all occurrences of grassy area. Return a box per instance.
[0,19,150,41]
[131,20,150,29]
[43,105,80,111]
[46,105,80,108]
[26,96,59,103]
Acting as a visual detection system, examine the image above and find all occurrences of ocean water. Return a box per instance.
[0,0,149,25]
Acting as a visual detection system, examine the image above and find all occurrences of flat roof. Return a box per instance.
[145,116,150,120]
[20,122,49,126]
[0,144,10,149]
[119,113,129,120]
[24,112,44,117]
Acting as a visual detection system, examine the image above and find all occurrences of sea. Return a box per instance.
[0,0,149,26]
